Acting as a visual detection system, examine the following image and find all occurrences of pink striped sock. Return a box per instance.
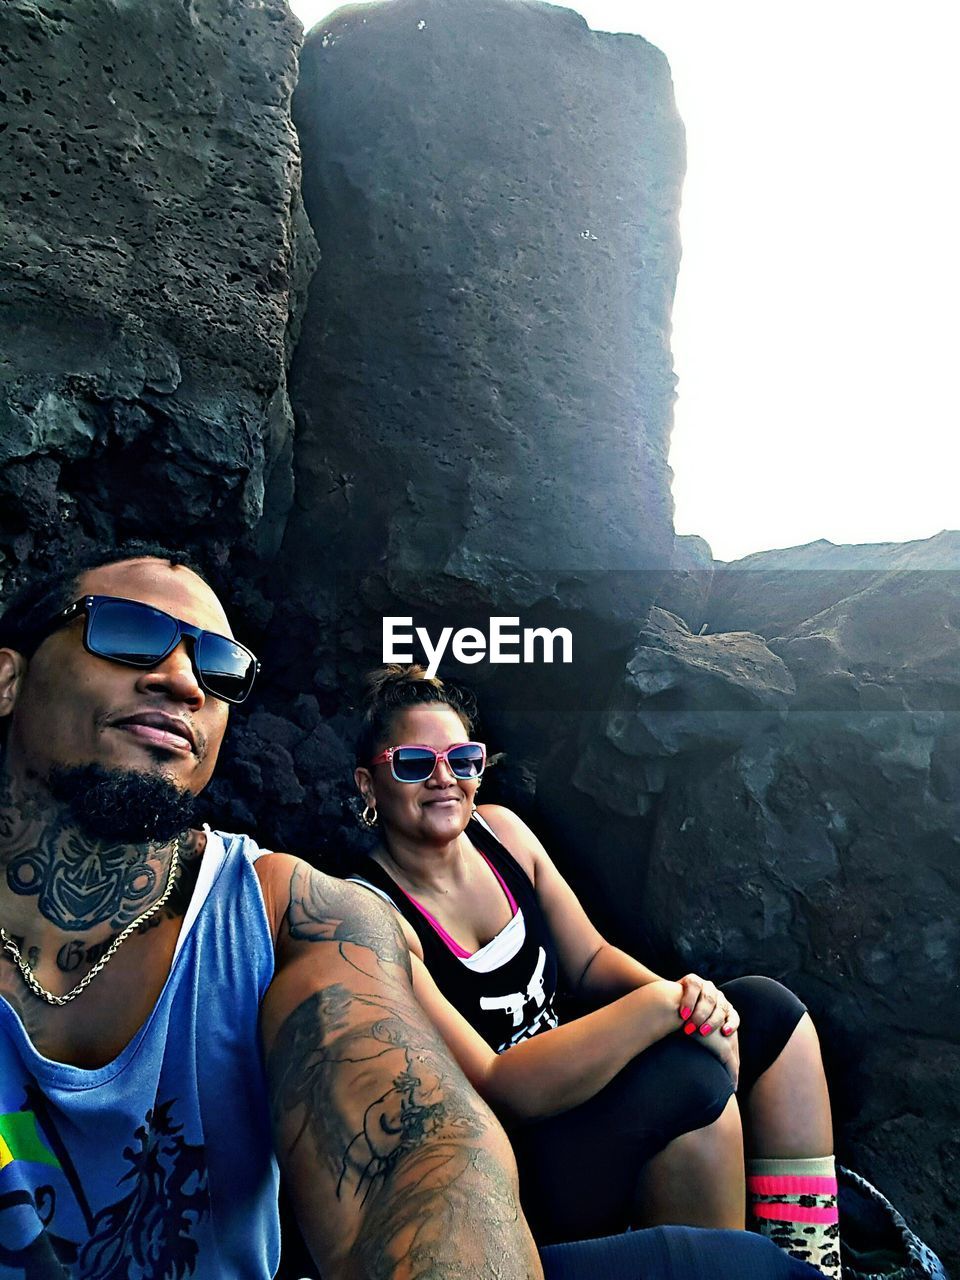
[747,1155,841,1279]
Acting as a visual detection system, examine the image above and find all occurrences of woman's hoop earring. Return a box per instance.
[360,804,378,829]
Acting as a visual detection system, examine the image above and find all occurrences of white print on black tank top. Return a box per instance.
[479,946,559,1052]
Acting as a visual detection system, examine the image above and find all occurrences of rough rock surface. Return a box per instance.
[0,0,315,574]
[656,531,713,629]
[571,606,795,818]
[552,534,960,1263]
[287,0,683,635]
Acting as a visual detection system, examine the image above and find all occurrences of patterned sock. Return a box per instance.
[747,1155,841,1278]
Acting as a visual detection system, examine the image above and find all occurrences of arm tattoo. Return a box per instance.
[351,1143,527,1280]
[286,864,413,980]
[267,986,527,1279]
[269,985,483,1197]
[275,866,458,1194]
[268,864,536,1279]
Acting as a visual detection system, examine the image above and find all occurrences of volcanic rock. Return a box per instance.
[571,606,794,818]
[560,533,960,1263]
[287,0,683,645]
[0,0,316,578]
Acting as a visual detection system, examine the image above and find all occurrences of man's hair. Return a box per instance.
[0,541,213,660]
[356,665,478,765]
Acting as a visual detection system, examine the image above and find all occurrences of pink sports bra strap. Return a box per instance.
[399,893,472,958]
[398,850,518,958]
[482,850,519,915]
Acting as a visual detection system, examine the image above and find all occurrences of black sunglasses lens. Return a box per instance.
[85,600,257,705]
[392,747,437,782]
[87,600,178,666]
[448,744,484,778]
[195,633,258,704]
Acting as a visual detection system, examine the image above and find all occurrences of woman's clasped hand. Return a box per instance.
[676,974,741,1083]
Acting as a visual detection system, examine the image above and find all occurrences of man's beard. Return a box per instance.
[47,764,198,844]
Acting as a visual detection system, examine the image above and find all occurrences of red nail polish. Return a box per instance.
[680,1007,692,1020]
[722,1025,734,1037]
[684,1022,696,1035]
[700,1024,713,1036]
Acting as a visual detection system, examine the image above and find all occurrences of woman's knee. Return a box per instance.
[723,974,806,1025]
[778,1010,828,1072]
[630,1036,735,1131]
[722,975,810,1093]
[637,1096,746,1230]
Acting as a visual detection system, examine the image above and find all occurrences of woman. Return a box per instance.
[349,667,840,1278]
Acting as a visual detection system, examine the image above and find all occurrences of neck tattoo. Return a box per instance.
[0,835,183,1006]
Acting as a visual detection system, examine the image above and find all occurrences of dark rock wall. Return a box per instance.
[561,536,960,1262]
[257,0,686,865]
[0,0,315,571]
[287,0,681,604]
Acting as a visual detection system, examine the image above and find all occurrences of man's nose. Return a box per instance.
[135,640,205,707]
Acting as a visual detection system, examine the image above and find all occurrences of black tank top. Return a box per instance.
[350,816,560,1053]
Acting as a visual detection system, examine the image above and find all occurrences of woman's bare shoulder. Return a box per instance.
[474,804,541,878]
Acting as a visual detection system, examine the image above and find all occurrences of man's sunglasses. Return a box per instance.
[45,595,260,705]
[370,742,486,784]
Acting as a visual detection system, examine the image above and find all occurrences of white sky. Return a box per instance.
[289,0,960,561]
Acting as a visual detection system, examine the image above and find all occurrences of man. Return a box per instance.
[0,546,542,1279]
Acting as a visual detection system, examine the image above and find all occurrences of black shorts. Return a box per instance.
[511,976,807,1245]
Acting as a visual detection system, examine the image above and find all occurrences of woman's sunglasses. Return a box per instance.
[42,595,260,705]
[370,742,486,784]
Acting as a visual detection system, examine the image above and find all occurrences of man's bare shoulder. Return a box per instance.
[253,851,409,970]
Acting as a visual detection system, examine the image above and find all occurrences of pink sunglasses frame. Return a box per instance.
[369,741,487,783]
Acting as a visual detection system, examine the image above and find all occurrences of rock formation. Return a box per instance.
[0,0,315,574]
[230,0,688,868]
[287,0,681,612]
[548,534,960,1259]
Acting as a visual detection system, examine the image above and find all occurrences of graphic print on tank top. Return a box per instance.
[479,944,558,1049]
[0,1081,209,1279]
[350,815,560,1053]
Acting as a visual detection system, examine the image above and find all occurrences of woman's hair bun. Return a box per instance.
[363,664,443,700]
[356,665,477,764]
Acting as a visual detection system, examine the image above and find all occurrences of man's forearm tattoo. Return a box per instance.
[350,1143,526,1280]
[267,985,525,1279]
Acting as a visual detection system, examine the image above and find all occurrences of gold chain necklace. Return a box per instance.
[0,836,182,1007]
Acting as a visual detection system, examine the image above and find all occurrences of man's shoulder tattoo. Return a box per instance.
[285,863,412,978]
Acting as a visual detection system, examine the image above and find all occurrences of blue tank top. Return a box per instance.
[0,831,279,1279]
